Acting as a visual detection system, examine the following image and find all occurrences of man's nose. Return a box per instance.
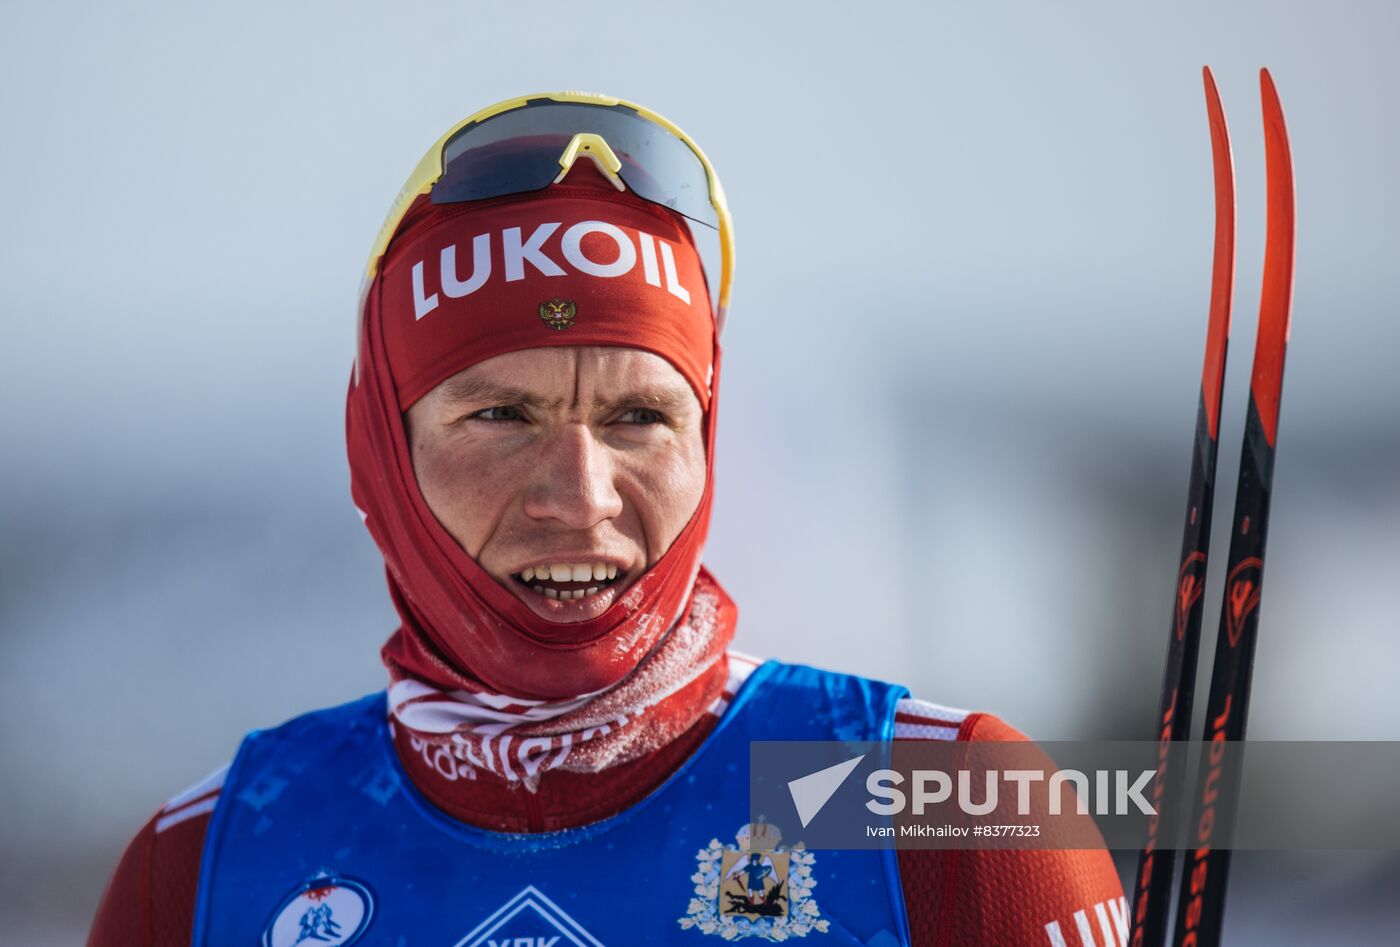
[521,422,624,530]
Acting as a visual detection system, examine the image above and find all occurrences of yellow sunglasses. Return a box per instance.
[363,91,734,331]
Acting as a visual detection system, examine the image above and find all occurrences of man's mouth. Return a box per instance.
[511,561,624,601]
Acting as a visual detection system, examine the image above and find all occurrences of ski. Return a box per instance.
[1169,68,1296,947]
[1128,65,1237,947]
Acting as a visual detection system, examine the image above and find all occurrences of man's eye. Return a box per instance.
[471,405,524,422]
[617,407,665,425]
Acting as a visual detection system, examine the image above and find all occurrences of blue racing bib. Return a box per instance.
[193,660,910,946]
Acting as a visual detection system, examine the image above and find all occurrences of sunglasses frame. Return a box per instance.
[362,91,735,330]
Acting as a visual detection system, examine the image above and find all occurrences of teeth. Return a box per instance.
[533,583,610,602]
[525,562,621,599]
[526,562,620,583]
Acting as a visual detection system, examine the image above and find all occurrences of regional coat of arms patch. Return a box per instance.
[679,822,828,940]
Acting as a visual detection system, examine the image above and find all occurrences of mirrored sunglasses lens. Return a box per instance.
[430,101,717,229]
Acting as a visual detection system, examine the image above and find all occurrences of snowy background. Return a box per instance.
[2,1,1398,943]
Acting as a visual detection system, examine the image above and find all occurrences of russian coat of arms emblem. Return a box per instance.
[679,822,828,940]
[538,298,577,330]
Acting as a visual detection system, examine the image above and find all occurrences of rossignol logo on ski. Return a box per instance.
[261,873,374,947]
[1174,551,1207,641]
[678,822,828,940]
[412,220,692,319]
[454,885,603,947]
[1224,557,1263,647]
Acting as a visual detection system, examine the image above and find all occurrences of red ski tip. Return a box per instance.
[1252,68,1296,449]
[1200,66,1236,442]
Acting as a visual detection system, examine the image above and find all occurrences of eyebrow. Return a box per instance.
[437,377,564,410]
[437,376,696,415]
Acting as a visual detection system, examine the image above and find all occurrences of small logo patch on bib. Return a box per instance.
[262,873,374,947]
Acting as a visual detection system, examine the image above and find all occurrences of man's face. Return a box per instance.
[404,345,707,625]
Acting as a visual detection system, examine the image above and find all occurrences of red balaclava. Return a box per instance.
[346,164,736,777]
